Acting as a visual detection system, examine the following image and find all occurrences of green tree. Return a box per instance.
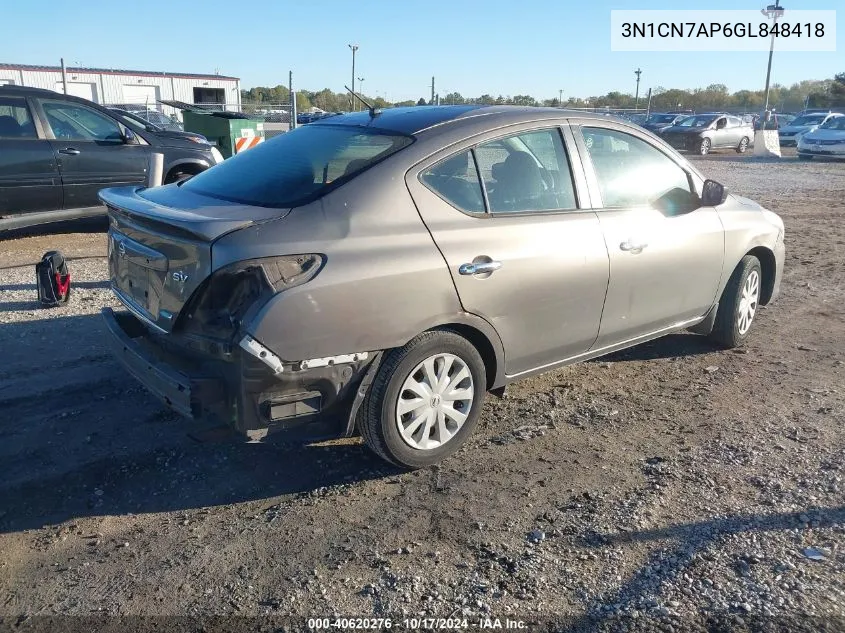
[416,97,428,106]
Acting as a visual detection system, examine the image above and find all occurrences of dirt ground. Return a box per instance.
[1,152,844,632]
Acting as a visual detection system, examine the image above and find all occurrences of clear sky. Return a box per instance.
[2,0,841,101]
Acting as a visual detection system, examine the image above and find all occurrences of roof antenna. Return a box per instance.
[344,85,381,117]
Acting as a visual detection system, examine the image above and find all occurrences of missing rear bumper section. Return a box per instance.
[102,308,378,441]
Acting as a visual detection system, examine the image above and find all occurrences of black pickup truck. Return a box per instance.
[0,85,223,230]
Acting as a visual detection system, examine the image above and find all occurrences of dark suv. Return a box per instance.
[0,86,223,230]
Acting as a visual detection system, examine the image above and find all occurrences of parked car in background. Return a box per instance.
[641,113,687,134]
[661,113,754,155]
[779,112,844,146]
[797,114,845,159]
[0,85,223,230]
[108,108,209,144]
[121,106,183,131]
[100,105,784,468]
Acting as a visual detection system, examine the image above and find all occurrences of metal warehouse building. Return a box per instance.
[0,63,241,116]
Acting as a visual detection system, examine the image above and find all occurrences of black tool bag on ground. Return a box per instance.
[36,250,71,307]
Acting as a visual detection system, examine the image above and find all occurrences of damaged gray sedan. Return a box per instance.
[101,105,785,469]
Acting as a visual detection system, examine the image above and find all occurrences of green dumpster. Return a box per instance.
[181,110,265,159]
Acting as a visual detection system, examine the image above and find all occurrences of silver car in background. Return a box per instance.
[100,105,785,469]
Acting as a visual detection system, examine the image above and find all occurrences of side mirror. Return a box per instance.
[123,128,139,145]
[701,179,728,206]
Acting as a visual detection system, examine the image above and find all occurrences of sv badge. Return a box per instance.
[171,271,189,284]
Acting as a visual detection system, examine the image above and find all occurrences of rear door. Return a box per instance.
[0,94,62,215]
[406,124,610,377]
[572,121,725,347]
[35,98,149,209]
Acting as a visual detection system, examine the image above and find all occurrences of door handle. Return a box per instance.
[459,260,502,275]
[620,240,648,253]
[58,148,80,155]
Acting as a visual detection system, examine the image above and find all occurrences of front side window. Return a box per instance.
[421,151,484,213]
[0,96,37,139]
[182,124,413,208]
[582,127,695,213]
[474,129,577,213]
[41,100,123,142]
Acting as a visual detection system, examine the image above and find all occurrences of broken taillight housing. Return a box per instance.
[177,254,324,339]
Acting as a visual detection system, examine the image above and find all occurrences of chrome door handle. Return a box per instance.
[620,240,648,252]
[459,260,502,275]
[58,148,80,155]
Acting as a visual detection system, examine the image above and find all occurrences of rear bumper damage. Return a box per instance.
[102,307,378,441]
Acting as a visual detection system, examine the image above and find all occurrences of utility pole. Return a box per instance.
[348,44,359,111]
[634,68,642,110]
[289,70,297,130]
[357,77,365,98]
[60,58,68,94]
[646,88,653,117]
[431,77,435,105]
[762,0,785,116]
[558,89,563,107]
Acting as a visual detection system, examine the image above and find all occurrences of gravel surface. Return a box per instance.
[1,153,844,632]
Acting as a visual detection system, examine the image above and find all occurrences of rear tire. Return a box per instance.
[736,137,750,153]
[358,330,486,469]
[709,255,762,349]
[699,138,711,155]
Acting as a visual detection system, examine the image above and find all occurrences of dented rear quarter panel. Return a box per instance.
[211,157,466,363]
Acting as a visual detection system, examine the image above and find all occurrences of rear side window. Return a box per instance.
[0,96,37,139]
[475,129,577,213]
[421,151,484,213]
[183,125,413,208]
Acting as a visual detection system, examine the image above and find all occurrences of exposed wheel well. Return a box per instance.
[746,246,776,305]
[164,163,206,184]
[436,324,498,390]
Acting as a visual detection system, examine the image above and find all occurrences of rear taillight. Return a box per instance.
[178,254,324,339]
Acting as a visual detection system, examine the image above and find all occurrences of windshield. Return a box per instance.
[182,125,413,208]
[113,110,163,132]
[646,114,678,124]
[677,115,717,128]
[820,116,845,130]
[792,115,826,127]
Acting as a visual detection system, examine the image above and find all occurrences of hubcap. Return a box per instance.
[396,353,474,451]
[737,270,760,335]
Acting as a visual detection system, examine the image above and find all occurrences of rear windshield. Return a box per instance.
[182,125,413,208]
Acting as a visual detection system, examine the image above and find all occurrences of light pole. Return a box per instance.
[357,77,365,98]
[348,44,359,111]
[558,89,563,107]
[761,1,785,117]
[634,68,642,110]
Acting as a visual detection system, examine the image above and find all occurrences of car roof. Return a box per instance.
[310,105,631,137]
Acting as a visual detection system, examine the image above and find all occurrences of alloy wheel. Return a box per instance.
[737,269,760,335]
[395,353,474,450]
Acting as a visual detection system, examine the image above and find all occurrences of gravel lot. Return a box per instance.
[1,153,844,632]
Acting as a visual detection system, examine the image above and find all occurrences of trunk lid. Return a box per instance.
[100,184,290,333]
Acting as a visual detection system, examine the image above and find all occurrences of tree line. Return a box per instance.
[241,72,844,113]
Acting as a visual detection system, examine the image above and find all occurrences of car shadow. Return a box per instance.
[592,333,718,363]
[0,281,110,292]
[563,505,845,632]
[0,216,108,242]
[0,311,398,535]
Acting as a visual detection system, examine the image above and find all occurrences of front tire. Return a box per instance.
[358,330,487,469]
[710,255,762,348]
[736,137,750,153]
[699,138,712,155]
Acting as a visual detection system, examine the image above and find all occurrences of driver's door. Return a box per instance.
[36,98,148,209]
[573,122,725,347]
